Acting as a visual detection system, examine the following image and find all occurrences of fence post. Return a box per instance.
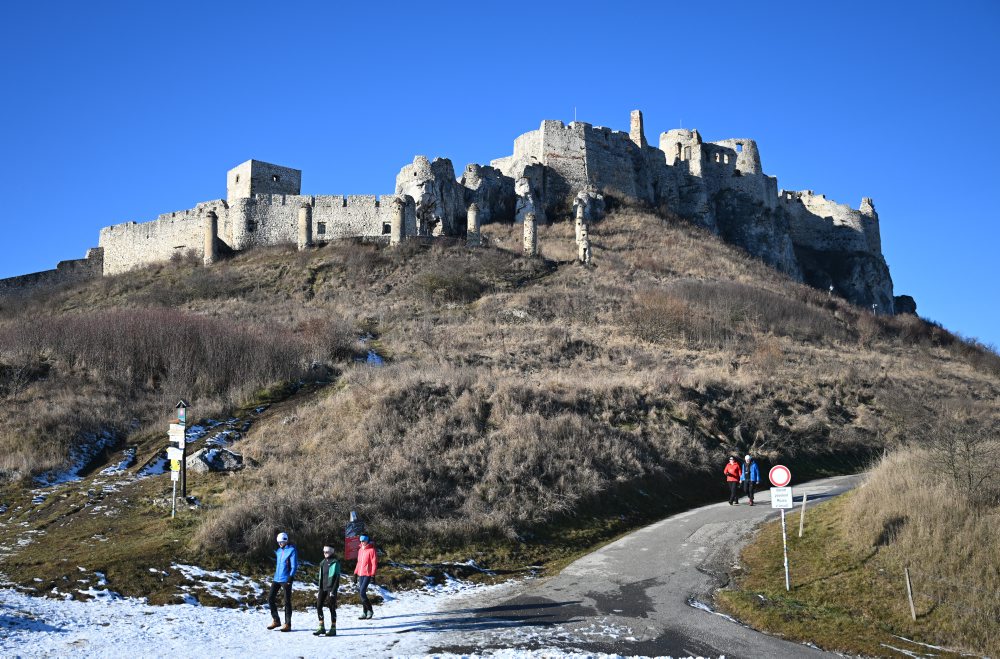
[798,492,808,538]
[904,567,917,621]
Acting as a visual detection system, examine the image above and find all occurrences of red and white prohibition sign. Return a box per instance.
[769,464,792,487]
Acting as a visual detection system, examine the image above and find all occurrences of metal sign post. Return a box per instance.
[769,465,794,592]
[780,508,790,591]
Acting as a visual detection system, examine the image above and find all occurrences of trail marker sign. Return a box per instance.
[769,464,792,487]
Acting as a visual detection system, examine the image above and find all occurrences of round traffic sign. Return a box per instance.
[769,464,791,487]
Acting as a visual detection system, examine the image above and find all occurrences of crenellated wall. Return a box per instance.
[99,201,228,275]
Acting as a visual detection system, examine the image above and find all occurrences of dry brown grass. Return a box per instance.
[3,206,998,571]
[840,446,1000,654]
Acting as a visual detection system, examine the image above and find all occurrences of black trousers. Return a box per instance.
[743,480,756,502]
[358,575,373,610]
[317,589,337,622]
[268,581,292,622]
[728,481,740,503]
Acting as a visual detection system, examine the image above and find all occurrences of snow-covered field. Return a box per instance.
[0,583,666,659]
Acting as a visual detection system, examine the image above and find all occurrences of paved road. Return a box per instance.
[431,474,862,658]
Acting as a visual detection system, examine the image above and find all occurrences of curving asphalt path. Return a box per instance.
[431,473,862,658]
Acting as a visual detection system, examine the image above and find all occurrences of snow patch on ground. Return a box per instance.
[171,563,264,605]
[33,431,117,488]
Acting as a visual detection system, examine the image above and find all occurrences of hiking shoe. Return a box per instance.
[312,625,325,636]
[358,612,368,620]
[279,623,291,632]
[267,619,281,630]
[749,501,754,506]
[366,609,374,619]
[326,625,337,637]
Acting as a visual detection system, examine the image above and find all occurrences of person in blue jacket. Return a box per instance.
[740,454,761,506]
[267,531,298,632]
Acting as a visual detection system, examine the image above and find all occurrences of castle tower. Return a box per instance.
[523,212,538,257]
[297,203,312,251]
[226,160,302,205]
[390,197,405,246]
[466,203,481,248]
[630,110,647,149]
[203,211,218,266]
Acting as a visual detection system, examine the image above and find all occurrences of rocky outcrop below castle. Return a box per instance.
[0,111,901,313]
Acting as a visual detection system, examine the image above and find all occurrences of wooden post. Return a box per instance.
[798,492,808,538]
[904,567,917,621]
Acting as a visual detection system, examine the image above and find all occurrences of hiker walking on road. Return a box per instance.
[740,454,760,506]
[724,456,743,505]
[314,545,341,637]
[354,534,378,620]
[267,532,298,632]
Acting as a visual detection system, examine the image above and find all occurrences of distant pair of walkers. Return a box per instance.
[724,454,760,505]
[265,531,379,635]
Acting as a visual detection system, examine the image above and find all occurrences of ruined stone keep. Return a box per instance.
[1,111,900,312]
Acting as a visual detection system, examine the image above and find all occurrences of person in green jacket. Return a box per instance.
[314,545,341,637]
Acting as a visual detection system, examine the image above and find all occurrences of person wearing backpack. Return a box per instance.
[267,532,298,632]
[740,454,761,506]
[354,535,378,620]
[724,456,743,505]
[314,544,341,637]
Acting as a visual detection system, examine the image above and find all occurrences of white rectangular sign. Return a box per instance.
[170,470,180,482]
[771,486,794,509]
[168,424,186,439]
[167,446,184,461]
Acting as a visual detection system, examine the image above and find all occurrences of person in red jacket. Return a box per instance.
[354,535,378,620]
[724,456,743,505]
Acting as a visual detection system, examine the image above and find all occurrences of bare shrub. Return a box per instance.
[413,264,484,303]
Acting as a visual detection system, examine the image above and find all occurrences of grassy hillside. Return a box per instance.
[719,446,999,657]
[1,205,998,599]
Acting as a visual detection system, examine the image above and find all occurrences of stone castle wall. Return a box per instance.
[0,248,104,295]
[99,201,229,275]
[1,111,900,313]
[781,190,881,254]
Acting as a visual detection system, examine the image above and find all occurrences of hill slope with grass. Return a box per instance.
[1,206,997,614]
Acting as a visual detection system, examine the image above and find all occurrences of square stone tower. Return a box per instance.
[226,160,302,204]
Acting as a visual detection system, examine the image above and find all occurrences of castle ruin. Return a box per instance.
[0,111,901,312]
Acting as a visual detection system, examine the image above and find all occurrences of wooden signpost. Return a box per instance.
[168,401,189,519]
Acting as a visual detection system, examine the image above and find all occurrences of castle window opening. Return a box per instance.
[675,143,682,161]
[381,222,391,235]
[714,153,720,163]
[724,154,730,164]
[235,175,240,183]
[735,143,743,152]
[317,222,326,235]
[272,174,280,182]
[246,219,257,232]
[684,146,691,160]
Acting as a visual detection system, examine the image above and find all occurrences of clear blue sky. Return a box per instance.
[2,1,998,347]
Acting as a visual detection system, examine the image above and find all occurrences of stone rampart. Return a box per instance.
[99,200,228,275]
[0,248,103,294]
[781,190,881,254]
